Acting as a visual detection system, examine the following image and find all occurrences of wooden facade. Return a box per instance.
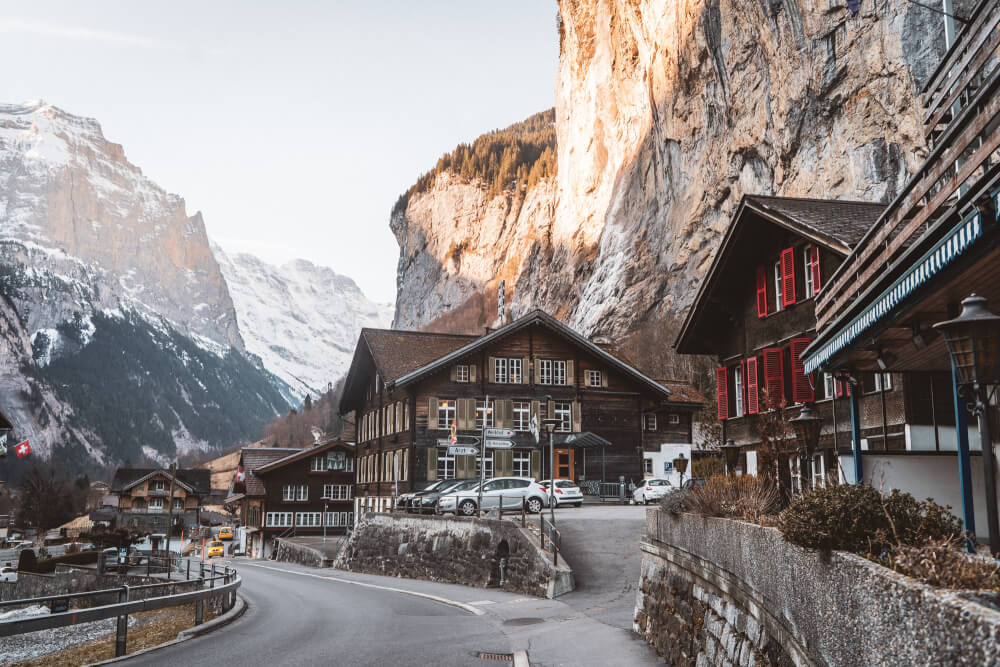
[110,467,210,535]
[341,310,705,513]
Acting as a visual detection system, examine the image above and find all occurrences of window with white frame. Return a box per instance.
[322,484,352,500]
[324,511,354,527]
[734,365,744,417]
[773,261,784,312]
[811,453,825,489]
[476,400,494,429]
[456,364,470,382]
[586,369,602,387]
[643,414,657,431]
[512,401,530,431]
[823,372,835,400]
[644,458,653,475]
[327,451,347,471]
[475,451,494,479]
[804,245,818,298]
[437,448,455,480]
[874,373,892,392]
[148,498,164,511]
[282,484,308,502]
[151,480,166,491]
[266,512,293,527]
[538,359,567,385]
[509,358,522,383]
[494,357,508,383]
[513,450,531,477]
[437,399,456,429]
[296,512,322,528]
[554,402,572,432]
[172,498,183,510]
[668,413,680,425]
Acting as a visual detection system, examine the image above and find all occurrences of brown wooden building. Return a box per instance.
[226,441,354,558]
[110,467,210,537]
[340,310,704,514]
[675,196,963,491]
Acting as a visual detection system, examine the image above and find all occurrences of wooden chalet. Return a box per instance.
[111,467,210,540]
[675,196,961,492]
[340,310,705,515]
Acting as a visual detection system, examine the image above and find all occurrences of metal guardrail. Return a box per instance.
[0,558,240,658]
[540,515,561,566]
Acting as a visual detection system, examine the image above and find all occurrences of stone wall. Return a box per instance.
[334,513,573,598]
[634,509,1000,666]
[1,568,200,611]
[274,538,323,568]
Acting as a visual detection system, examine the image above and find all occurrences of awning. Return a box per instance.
[553,432,613,449]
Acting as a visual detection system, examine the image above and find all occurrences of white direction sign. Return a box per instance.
[448,446,479,456]
[485,439,514,449]
[484,428,515,438]
[437,437,479,447]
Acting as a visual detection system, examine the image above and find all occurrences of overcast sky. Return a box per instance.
[1,2,559,303]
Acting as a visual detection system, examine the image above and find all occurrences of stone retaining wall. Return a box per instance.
[334,513,573,598]
[274,538,324,567]
[1,568,201,611]
[634,509,1000,666]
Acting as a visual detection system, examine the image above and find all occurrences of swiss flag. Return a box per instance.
[15,440,31,458]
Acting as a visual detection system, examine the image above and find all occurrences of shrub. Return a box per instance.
[778,484,961,555]
[893,540,1000,590]
[685,475,780,523]
[692,456,724,479]
[659,488,694,514]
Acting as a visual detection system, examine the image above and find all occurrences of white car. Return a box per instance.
[437,477,550,515]
[633,478,674,505]
[539,479,584,507]
[0,566,17,583]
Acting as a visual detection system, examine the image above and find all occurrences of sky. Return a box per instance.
[1,1,559,303]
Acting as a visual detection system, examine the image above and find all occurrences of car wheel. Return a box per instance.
[573,502,582,508]
[459,500,477,516]
[526,497,544,514]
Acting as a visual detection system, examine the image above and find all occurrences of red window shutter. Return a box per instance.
[716,367,729,420]
[790,338,814,403]
[835,377,852,398]
[762,348,784,409]
[746,356,759,414]
[780,247,796,307]
[755,266,768,318]
[810,245,822,294]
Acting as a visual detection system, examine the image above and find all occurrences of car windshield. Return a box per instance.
[555,481,576,488]
[647,479,671,486]
[422,480,451,493]
[210,542,223,547]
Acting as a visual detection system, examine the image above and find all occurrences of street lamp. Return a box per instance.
[722,439,740,477]
[672,452,688,488]
[935,293,1000,554]
[542,396,561,525]
[789,403,822,492]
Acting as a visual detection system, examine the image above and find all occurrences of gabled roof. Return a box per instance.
[389,310,673,400]
[240,447,302,496]
[255,440,354,475]
[675,195,886,353]
[656,381,708,406]
[111,468,211,495]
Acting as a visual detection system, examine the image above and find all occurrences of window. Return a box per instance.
[668,413,680,425]
[492,358,521,383]
[773,261,783,312]
[324,511,354,527]
[509,358,522,383]
[328,451,347,471]
[437,399,456,430]
[586,369,602,387]
[804,245,818,298]
[644,458,653,475]
[755,265,768,318]
[401,449,408,481]
[494,357,508,383]
[513,450,531,477]
[322,485,352,500]
[874,373,892,392]
[404,403,410,431]
[538,359,567,385]
[148,498,164,511]
[456,364,470,382]
[296,512,322,527]
[266,512,293,527]
[823,373,835,400]
[553,402,572,432]
[437,448,455,480]
[734,364,744,417]
[172,498,183,510]
[512,401,530,431]
[476,400,494,429]
[643,413,657,431]
[282,484,308,502]
[475,451,494,479]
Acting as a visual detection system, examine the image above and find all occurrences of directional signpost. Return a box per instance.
[448,446,479,456]
[485,439,514,449]
[484,428,514,439]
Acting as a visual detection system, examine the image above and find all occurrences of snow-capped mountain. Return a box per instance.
[213,245,393,400]
[0,100,290,467]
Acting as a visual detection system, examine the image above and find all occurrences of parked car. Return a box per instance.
[539,479,584,507]
[101,547,121,569]
[632,478,674,505]
[217,527,234,541]
[398,479,453,512]
[437,477,550,516]
[682,477,707,490]
[412,478,480,513]
[206,541,225,558]
[0,566,17,583]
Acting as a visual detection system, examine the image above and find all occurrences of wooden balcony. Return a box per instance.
[813,0,1000,338]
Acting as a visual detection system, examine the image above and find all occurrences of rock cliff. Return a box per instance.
[391,0,957,344]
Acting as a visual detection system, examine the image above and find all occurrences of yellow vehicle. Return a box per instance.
[217,527,234,540]
[206,540,225,558]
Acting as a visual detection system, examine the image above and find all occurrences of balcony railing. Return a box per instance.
[814,0,1000,332]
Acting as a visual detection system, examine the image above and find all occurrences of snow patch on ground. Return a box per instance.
[0,608,136,664]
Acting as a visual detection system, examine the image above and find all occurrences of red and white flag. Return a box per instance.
[14,440,31,458]
[235,465,245,483]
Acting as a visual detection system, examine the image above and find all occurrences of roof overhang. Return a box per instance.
[254,440,353,475]
[121,470,193,493]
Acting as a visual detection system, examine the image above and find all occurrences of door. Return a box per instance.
[555,448,575,480]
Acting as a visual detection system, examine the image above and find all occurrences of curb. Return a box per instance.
[86,595,247,666]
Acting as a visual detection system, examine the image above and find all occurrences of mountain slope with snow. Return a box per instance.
[214,245,393,399]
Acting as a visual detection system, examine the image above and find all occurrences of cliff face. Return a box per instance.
[392,0,954,340]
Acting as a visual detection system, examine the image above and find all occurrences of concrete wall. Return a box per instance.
[635,509,1000,666]
[334,513,573,598]
[274,538,323,567]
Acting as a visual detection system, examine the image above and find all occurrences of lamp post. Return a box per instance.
[672,452,688,488]
[935,294,1000,555]
[323,501,328,560]
[542,395,561,525]
[722,439,740,477]
[790,403,822,492]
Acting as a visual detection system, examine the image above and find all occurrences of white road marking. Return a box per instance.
[238,562,486,616]
[467,600,496,606]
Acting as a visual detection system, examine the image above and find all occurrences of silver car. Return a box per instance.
[437,477,550,515]
[633,478,674,504]
[539,479,584,507]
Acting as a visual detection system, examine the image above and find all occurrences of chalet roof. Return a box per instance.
[656,382,708,406]
[389,310,673,400]
[241,447,302,496]
[110,468,211,495]
[254,440,354,475]
[675,195,886,354]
